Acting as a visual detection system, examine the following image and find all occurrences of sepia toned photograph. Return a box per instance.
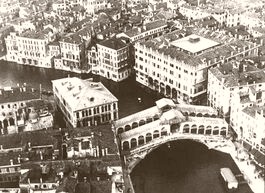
[0,0,264,192]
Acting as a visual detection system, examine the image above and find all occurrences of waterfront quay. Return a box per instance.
[0,61,264,193]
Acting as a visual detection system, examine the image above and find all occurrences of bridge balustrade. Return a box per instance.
[121,123,228,151]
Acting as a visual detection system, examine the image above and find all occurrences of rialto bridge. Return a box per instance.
[113,98,230,193]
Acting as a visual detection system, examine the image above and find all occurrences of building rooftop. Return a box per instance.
[20,163,57,184]
[242,105,265,119]
[52,77,118,112]
[0,86,40,104]
[120,120,161,140]
[176,103,218,115]
[114,106,159,128]
[69,125,119,155]
[0,130,58,150]
[97,37,127,50]
[171,34,220,54]
[139,27,256,68]
[124,20,167,38]
[209,60,265,88]
[0,151,21,167]
[20,29,49,40]
[187,116,227,125]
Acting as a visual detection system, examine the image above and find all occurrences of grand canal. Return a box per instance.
[0,61,160,118]
[131,140,253,193]
[0,61,253,193]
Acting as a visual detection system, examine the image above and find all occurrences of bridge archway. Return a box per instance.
[146,133,152,142]
[126,138,213,173]
[125,125,131,131]
[138,135,145,145]
[139,120,146,126]
[132,122,138,129]
[131,138,137,149]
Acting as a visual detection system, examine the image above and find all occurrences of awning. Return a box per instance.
[242,141,252,151]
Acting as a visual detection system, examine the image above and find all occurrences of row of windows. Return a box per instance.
[20,39,45,45]
[136,55,196,76]
[76,103,116,119]
[0,166,20,174]
[1,103,24,109]
[60,43,80,51]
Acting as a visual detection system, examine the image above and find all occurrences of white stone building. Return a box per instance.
[52,77,118,128]
[5,30,53,68]
[117,20,168,43]
[230,92,265,167]
[97,38,131,82]
[208,59,265,116]
[58,32,90,73]
[134,28,260,105]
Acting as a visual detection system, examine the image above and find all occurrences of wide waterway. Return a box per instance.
[0,60,160,118]
[131,140,253,193]
[0,61,253,193]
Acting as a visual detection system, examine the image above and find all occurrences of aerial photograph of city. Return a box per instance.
[0,0,264,192]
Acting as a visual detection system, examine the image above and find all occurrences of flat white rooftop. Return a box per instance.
[171,34,220,54]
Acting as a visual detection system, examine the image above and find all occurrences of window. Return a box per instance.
[76,112,79,119]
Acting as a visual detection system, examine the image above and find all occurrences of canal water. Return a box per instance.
[0,61,160,118]
[0,61,253,193]
[131,140,253,193]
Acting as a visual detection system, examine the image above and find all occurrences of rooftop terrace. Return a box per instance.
[171,34,220,54]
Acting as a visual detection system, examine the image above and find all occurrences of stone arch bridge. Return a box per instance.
[113,99,230,192]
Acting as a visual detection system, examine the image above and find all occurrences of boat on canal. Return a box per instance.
[220,167,238,191]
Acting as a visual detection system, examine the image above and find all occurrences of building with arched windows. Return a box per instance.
[114,98,228,152]
[0,86,43,135]
[52,77,118,128]
[134,27,260,105]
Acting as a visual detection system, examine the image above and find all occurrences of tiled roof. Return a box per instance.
[209,60,265,88]
[0,151,21,166]
[91,180,112,193]
[20,163,57,183]
[0,86,40,104]
[176,104,218,115]
[69,125,119,155]
[242,105,265,118]
[124,19,167,37]
[114,106,159,128]
[0,130,58,149]
[20,30,49,40]
[52,77,117,112]
[252,27,265,34]
[60,34,83,44]
[139,27,256,67]
[97,37,127,50]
